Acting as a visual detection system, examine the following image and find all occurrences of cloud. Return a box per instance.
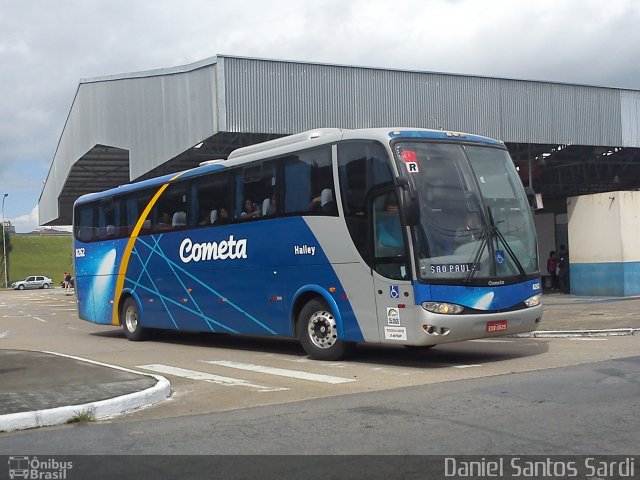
[11,205,39,233]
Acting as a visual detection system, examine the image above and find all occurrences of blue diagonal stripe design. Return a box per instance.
[147,235,225,333]
[127,235,236,333]
[129,236,179,329]
[128,236,275,334]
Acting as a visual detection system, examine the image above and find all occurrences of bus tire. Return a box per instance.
[297,298,351,361]
[121,297,148,341]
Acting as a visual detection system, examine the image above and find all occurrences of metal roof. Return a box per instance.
[40,54,640,225]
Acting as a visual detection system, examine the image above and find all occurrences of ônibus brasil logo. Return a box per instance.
[179,235,247,263]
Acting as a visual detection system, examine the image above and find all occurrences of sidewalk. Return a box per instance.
[0,350,170,432]
[534,291,640,334]
[1,292,639,432]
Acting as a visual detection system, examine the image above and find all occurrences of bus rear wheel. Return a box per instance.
[297,298,351,361]
[121,297,148,341]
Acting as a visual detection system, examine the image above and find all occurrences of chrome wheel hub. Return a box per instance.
[125,306,138,332]
[307,310,337,349]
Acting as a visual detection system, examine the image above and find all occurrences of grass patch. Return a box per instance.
[6,234,73,285]
[66,409,96,424]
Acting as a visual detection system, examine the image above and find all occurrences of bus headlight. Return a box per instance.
[524,294,541,307]
[421,302,464,314]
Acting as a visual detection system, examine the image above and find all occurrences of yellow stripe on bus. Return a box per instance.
[111,171,189,326]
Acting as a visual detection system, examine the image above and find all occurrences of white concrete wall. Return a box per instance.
[619,191,640,262]
[567,190,640,296]
[568,191,622,264]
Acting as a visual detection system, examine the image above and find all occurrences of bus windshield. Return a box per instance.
[394,141,538,283]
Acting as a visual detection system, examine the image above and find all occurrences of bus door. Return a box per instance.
[370,190,416,343]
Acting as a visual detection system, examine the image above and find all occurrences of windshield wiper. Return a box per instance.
[492,226,527,278]
[464,225,489,283]
[464,208,526,282]
[488,208,526,278]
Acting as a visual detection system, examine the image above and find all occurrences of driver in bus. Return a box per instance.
[376,195,404,256]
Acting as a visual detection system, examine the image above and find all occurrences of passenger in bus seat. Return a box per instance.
[198,209,212,225]
[155,211,172,230]
[172,211,187,227]
[214,207,229,225]
[311,189,336,213]
[263,194,277,216]
[241,198,261,219]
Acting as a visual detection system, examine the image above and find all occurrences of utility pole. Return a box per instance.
[2,193,8,288]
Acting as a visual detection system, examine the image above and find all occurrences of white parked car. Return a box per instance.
[12,275,54,290]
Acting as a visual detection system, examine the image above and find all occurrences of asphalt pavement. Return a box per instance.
[1,290,639,432]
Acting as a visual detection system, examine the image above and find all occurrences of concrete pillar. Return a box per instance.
[568,191,640,296]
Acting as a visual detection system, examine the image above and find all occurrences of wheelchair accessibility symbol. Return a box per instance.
[390,285,400,299]
[496,250,505,265]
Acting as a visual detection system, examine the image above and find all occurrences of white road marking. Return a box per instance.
[32,316,47,323]
[468,339,514,343]
[568,337,608,341]
[0,331,8,338]
[453,364,483,369]
[137,364,288,392]
[203,360,356,384]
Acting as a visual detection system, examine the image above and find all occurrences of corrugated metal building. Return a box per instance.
[39,54,640,226]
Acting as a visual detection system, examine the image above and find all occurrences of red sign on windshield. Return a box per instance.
[401,150,419,173]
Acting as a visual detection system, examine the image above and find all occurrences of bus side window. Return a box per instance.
[150,183,188,231]
[283,146,334,216]
[123,190,153,236]
[234,160,277,221]
[194,171,230,227]
[338,141,393,265]
[74,204,96,243]
[96,198,116,240]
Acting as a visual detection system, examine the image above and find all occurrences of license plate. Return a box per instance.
[486,320,508,333]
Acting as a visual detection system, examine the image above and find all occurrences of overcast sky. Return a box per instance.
[1,0,639,232]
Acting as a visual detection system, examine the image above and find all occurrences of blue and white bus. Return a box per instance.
[73,128,542,360]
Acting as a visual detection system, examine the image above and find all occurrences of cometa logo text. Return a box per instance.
[179,236,247,263]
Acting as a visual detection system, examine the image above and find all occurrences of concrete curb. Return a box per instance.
[515,328,640,338]
[0,351,171,432]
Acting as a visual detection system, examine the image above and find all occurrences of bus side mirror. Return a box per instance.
[524,187,543,211]
[395,177,420,226]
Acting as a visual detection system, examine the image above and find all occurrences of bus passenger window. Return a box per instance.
[234,160,276,221]
[194,172,230,228]
[283,146,335,216]
[150,183,188,231]
[74,204,95,242]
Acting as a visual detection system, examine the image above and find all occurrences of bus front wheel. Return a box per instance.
[121,297,148,341]
[297,298,351,361]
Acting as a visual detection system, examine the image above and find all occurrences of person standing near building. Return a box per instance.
[558,244,570,293]
[546,251,560,291]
